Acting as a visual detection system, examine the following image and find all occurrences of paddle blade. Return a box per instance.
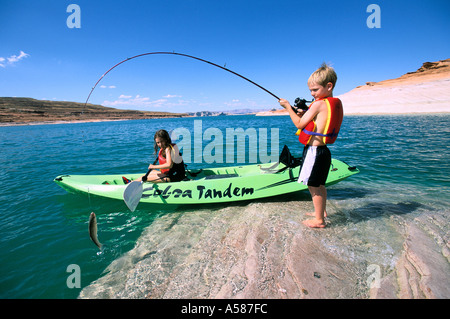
[123,181,143,212]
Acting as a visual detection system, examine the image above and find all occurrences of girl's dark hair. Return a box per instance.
[154,129,172,157]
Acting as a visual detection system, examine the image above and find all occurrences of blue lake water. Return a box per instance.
[0,114,449,298]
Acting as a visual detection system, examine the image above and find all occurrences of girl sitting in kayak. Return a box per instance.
[134,129,186,183]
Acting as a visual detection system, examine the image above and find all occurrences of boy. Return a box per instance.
[279,63,343,228]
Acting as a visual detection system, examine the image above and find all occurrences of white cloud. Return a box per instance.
[224,99,242,107]
[8,51,29,63]
[103,94,192,109]
[223,98,260,108]
[103,94,166,108]
[100,85,116,89]
[163,94,181,98]
[0,51,29,68]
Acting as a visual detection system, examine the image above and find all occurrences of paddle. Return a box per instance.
[123,158,158,212]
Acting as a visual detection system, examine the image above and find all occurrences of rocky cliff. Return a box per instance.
[0,97,187,125]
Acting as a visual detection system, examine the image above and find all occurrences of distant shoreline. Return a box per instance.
[0,117,192,127]
[2,59,449,125]
[2,111,449,127]
[0,118,132,127]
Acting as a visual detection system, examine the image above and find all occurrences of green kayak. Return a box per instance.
[54,149,359,205]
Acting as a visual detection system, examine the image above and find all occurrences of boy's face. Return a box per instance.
[308,82,333,100]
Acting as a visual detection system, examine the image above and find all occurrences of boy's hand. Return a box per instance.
[296,109,306,117]
[278,99,291,109]
[279,99,305,116]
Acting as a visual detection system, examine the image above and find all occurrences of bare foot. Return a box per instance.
[302,219,326,228]
[305,211,328,218]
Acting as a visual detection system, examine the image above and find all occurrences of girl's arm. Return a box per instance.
[162,146,174,169]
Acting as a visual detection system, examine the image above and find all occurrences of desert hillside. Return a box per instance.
[339,58,450,114]
[0,97,188,125]
[257,58,450,115]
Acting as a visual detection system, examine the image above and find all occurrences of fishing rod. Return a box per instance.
[84,51,312,112]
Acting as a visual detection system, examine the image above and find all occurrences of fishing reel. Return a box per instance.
[291,97,313,113]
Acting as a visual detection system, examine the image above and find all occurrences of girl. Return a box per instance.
[137,129,186,183]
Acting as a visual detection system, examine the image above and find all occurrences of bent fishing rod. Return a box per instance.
[84,51,311,111]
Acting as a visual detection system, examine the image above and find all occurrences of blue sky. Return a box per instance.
[1,0,449,112]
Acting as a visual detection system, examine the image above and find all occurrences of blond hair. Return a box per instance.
[308,63,337,88]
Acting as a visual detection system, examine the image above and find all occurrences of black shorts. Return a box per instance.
[167,162,186,182]
[299,145,331,187]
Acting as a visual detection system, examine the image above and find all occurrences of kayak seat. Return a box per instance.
[187,169,203,177]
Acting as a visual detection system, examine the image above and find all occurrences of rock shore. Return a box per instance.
[79,198,449,299]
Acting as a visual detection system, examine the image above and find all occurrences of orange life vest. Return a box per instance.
[158,144,185,176]
[158,148,170,174]
[158,144,175,174]
[296,97,343,145]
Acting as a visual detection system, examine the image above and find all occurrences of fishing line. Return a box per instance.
[87,187,92,208]
[84,51,281,106]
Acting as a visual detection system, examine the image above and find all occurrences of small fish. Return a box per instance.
[88,212,102,249]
